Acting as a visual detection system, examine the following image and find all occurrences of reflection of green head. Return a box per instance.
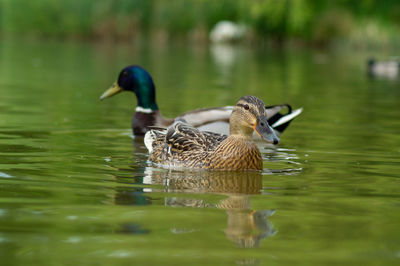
[101,65,159,111]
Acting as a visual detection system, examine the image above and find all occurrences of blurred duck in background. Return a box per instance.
[100,65,302,138]
[209,21,246,43]
[367,58,400,79]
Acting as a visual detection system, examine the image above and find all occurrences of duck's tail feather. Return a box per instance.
[144,129,165,153]
[266,104,303,135]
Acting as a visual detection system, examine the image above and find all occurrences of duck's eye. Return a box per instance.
[122,71,129,76]
[244,104,250,110]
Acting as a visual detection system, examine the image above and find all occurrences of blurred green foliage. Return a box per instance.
[1,0,399,45]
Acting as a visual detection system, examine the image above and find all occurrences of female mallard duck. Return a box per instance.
[144,95,279,170]
[100,65,302,137]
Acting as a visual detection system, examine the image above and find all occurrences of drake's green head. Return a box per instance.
[100,65,159,111]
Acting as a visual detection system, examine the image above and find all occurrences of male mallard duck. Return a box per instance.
[367,58,400,79]
[100,65,302,137]
[144,95,279,170]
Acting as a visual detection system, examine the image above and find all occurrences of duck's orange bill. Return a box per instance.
[253,122,263,139]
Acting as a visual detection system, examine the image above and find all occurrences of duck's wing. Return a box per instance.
[165,122,227,153]
[145,121,227,155]
[165,122,208,154]
[201,130,228,150]
[177,106,233,127]
[266,104,303,135]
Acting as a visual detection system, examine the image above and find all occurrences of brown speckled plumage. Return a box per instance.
[207,136,262,170]
[145,95,279,170]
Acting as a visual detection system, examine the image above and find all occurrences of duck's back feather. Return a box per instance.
[145,121,228,168]
[178,106,232,127]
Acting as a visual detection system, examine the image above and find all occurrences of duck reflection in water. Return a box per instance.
[141,167,277,248]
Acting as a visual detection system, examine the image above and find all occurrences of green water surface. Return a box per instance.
[0,39,400,265]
